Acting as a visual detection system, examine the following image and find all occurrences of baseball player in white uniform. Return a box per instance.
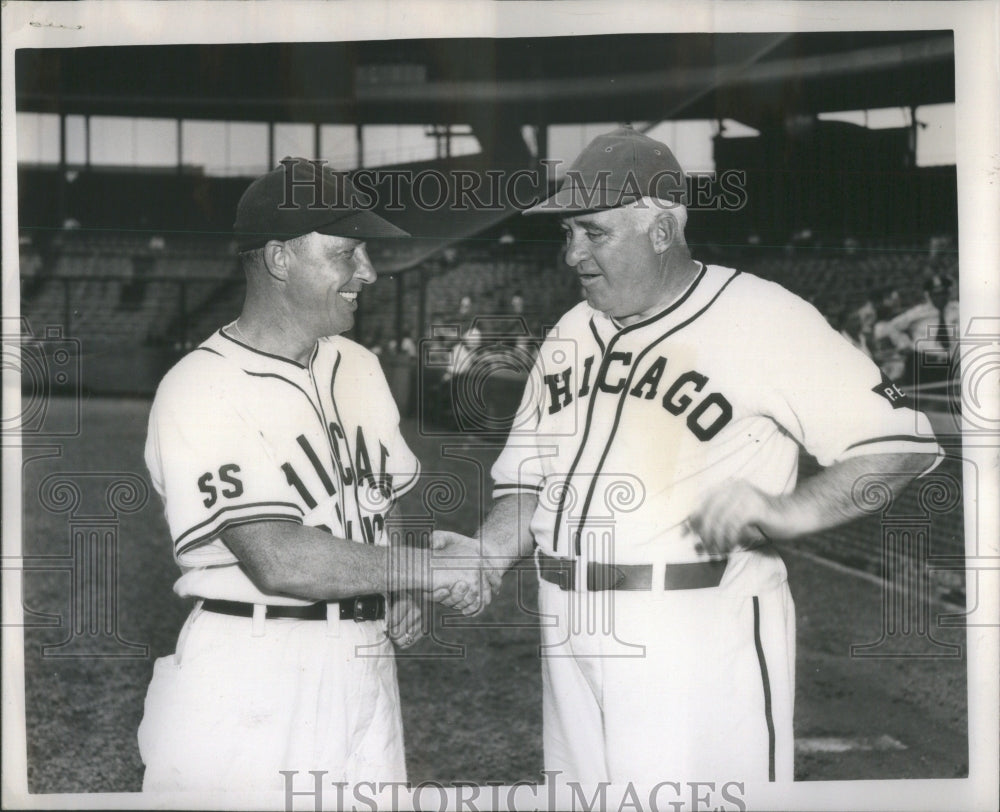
[465,128,944,785]
[139,158,486,792]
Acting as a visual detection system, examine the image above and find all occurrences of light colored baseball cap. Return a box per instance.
[523,126,687,215]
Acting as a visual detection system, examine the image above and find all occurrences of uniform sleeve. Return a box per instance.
[889,303,929,339]
[755,289,943,471]
[144,365,304,566]
[490,356,546,501]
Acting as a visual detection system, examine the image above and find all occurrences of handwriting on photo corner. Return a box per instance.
[281,770,748,812]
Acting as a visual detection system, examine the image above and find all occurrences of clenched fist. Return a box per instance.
[688,479,781,557]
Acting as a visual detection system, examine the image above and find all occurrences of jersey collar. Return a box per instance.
[214,328,319,371]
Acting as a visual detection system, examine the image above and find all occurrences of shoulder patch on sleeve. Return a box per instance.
[871,372,911,409]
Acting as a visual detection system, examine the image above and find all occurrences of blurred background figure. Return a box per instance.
[509,290,524,316]
[446,321,483,383]
[838,304,874,359]
[890,273,959,386]
[455,294,474,336]
[870,285,912,383]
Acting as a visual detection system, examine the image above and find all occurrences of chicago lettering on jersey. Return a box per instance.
[280,426,394,544]
[544,353,733,441]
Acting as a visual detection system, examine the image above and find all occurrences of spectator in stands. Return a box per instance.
[838,305,873,359]
[871,285,912,383]
[446,321,483,383]
[890,274,959,387]
[503,288,534,360]
[456,294,473,325]
[510,290,525,316]
[435,321,484,431]
[440,294,476,355]
[856,296,877,337]
[873,285,903,319]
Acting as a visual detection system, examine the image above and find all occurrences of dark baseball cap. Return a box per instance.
[523,126,687,215]
[233,157,409,251]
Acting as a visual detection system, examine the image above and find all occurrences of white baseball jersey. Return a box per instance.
[491,264,943,784]
[139,328,418,790]
[891,299,960,357]
[492,263,942,594]
[145,327,420,603]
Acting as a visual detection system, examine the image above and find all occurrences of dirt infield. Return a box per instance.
[17,397,967,793]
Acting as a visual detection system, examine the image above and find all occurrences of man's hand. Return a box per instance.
[387,591,427,649]
[434,531,507,594]
[688,454,938,557]
[688,479,780,557]
[428,530,501,615]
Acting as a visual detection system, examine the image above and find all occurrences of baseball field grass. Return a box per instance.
[16,396,968,794]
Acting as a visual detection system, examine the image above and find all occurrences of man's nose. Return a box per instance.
[354,245,377,283]
[564,234,587,267]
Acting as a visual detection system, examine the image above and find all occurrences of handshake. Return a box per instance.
[387,530,507,649]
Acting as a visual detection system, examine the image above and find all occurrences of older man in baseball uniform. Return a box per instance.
[469,128,943,785]
[139,158,487,792]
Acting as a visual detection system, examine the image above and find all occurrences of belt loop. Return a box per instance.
[174,600,204,665]
[326,601,341,637]
[251,603,266,637]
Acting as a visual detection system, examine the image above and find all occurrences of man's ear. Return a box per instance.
[262,240,290,281]
[649,211,678,254]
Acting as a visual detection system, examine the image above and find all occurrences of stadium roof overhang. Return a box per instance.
[16,31,954,129]
[15,31,955,274]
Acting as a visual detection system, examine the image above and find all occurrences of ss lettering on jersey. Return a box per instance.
[544,353,733,441]
[198,464,244,508]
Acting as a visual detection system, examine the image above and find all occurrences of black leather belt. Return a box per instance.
[201,595,385,622]
[537,550,727,592]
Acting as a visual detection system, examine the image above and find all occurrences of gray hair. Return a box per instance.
[627,196,688,236]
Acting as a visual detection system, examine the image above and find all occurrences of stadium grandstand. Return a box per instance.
[16,33,958,404]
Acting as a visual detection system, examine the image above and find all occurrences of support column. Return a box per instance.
[395,273,404,344]
[57,113,67,226]
[535,122,548,168]
[417,265,428,339]
[176,118,183,176]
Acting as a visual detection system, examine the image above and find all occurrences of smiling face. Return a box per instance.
[283,231,376,337]
[560,206,667,324]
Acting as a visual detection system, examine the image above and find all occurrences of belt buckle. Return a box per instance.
[352,595,381,622]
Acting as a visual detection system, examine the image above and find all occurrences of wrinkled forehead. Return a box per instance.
[559,206,636,230]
